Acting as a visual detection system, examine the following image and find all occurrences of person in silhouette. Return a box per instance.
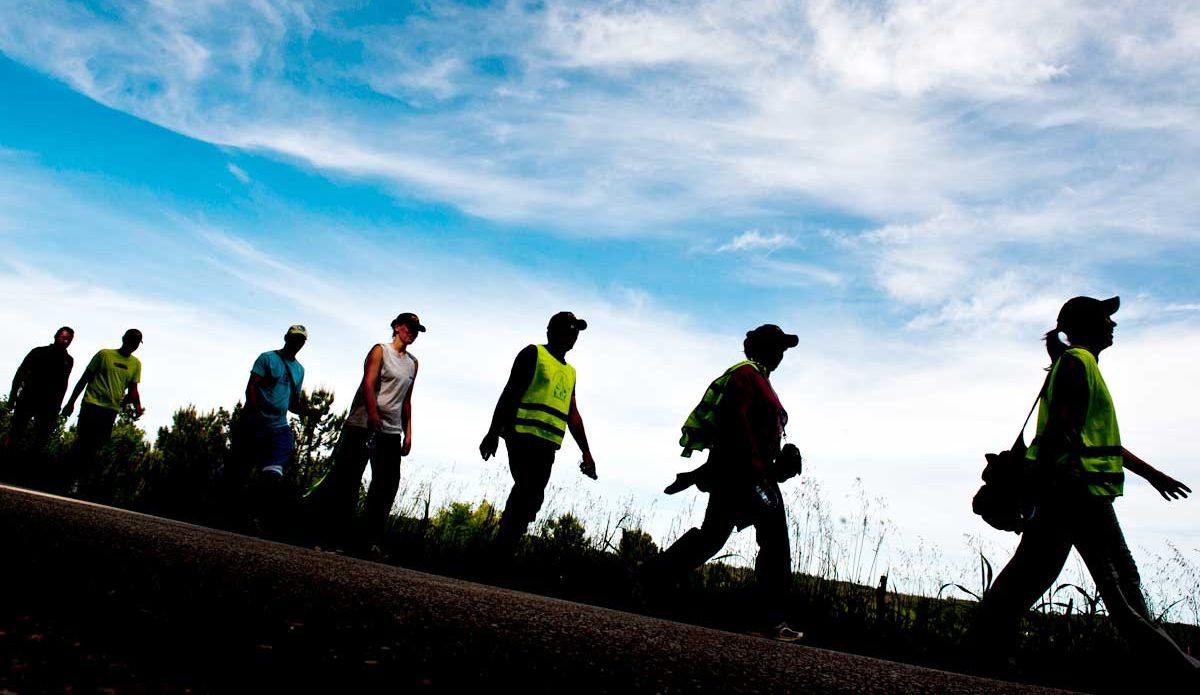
[60,328,144,494]
[646,324,804,642]
[3,326,75,483]
[318,313,423,555]
[480,311,597,555]
[243,325,310,536]
[971,296,1199,679]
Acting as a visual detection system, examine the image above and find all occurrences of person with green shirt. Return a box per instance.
[480,311,598,556]
[970,297,1199,681]
[60,328,144,494]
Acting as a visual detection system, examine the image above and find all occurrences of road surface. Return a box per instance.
[0,485,1068,693]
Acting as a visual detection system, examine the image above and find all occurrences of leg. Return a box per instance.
[753,488,792,627]
[70,404,117,496]
[1072,498,1200,676]
[319,427,372,546]
[645,492,738,582]
[0,407,34,481]
[495,436,555,553]
[253,426,295,538]
[363,433,403,546]
[971,501,1074,659]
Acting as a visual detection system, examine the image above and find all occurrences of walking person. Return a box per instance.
[971,296,1199,681]
[644,324,804,642]
[243,325,310,536]
[479,311,598,556]
[60,328,144,495]
[317,313,422,555]
[3,326,75,484]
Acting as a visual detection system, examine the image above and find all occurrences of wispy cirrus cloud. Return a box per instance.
[2,1,1199,337]
[714,230,796,254]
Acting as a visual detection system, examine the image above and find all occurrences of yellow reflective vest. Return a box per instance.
[1026,347,1124,496]
[513,344,576,448]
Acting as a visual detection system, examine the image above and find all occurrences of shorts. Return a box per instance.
[255,425,295,476]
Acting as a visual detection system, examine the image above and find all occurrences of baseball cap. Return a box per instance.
[391,312,427,332]
[123,328,144,344]
[286,324,309,339]
[548,311,587,331]
[1057,296,1119,332]
[746,324,799,349]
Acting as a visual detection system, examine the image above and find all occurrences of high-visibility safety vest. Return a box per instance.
[679,360,760,458]
[1026,347,1124,496]
[513,344,576,448]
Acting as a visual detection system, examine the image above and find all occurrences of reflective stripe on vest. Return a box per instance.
[513,344,576,448]
[1025,347,1124,497]
[679,360,759,458]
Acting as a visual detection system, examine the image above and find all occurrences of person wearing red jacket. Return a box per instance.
[646,324,803,641]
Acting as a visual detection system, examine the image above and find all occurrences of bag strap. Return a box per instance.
[1013,370,1052,450]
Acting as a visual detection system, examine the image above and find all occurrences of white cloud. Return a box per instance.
[805,0,1078,97]
[3,0,1197,241]
[226,163,250,183]
[714,230,796,253]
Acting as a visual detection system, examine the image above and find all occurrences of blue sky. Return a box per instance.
[3,1,1200,605]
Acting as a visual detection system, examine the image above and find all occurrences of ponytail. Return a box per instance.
[1043,328,1069,365]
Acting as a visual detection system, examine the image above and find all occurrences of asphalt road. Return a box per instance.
[0,485,1070,693]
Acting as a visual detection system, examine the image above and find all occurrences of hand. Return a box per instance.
[1148,469,1191,501]
[131,405,145,421]
[401,433,412,457]
[368,413,383,432]
[579,452,597,480]
[61,402,75,418]
[479,432,499,461]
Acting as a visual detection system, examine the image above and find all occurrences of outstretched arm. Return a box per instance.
[480,345,537,460]
[567,390,596,480]
[1124,450,1191,501]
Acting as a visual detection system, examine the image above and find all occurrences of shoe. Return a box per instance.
[773,623,804,642]
[750,622,804,642]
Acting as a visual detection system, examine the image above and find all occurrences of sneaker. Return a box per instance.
[750,622,804,642]
[773,623,804,642]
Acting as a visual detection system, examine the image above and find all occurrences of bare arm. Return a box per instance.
[1124,449,1191,501]
[567,390,596,479]
[401,356,418,456]
[361,345,385,431]
[125,383,144,419]
[61,367,95,418]
[480,345,537,460]
[245,373,262,414]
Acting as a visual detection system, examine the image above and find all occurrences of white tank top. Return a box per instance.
[347,344,416,434]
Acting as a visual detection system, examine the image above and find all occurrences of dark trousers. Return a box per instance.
[649,481,792,627]
[974,493,1200,675]
[320,426,404,546]
[67,403,118,493]
[494,435,557,552]
[2,405,58,485]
